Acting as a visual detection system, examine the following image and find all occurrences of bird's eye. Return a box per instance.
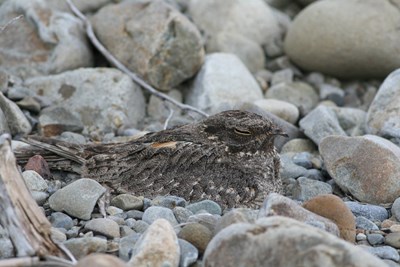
[234,128,251,136]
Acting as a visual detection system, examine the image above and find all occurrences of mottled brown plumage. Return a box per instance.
[16,110,287,208]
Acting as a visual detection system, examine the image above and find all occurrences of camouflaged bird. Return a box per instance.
[16,110,287,209]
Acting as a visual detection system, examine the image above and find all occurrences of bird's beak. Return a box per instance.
[272,127,288,137]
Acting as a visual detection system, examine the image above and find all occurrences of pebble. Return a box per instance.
[0,92,32,135]
[63,237,107,260]
[367,234,385,246]
[292,152,313,169]
[0,237,14,259]
[391,197,400,222]
[24,155,52,180]
[214,208,257,235]
[360,245,400,262]
[75,254,127,267]
[187,213,221,233]
[106,206,124,216]
[120,226,135,237]
[50,227,67,243]
[385,233,400,249]
[259,193,339,236]
[151,195,187,209]
[355,216,379,231]
[129,219,180,267]
[126,210,144,220]
[319,83,345,106]
[203,216,387,267]
[111,194,144,211]
[291,177,333,201]
[84,218,120,239]
[119,233,141,261]
[178,223,213,253]
[186,200,222,215]
[22,170,48,192]
[48,178,106,220]
[132,220,150,234]
[173,207,194,224]
[179,239,199,267]
[253,99,299,124]
[320,135,400,204]
[49,212,74,230]
[280,154,308,180]
[345,202,389,222]
[142,206,179,226]
[280,138,317,154]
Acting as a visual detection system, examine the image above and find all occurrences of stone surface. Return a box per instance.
[173,207,193,224]
[303,194,356,243]
[0,237,14,259]
[265,82,319,116]
[356,216,379,231]
[214,208,257,235]
[186,200,222,215]
[129,219,180,267]
[360,245,400,262]
[92,0,204,90]
[142,206,178,226]
[84,218,120,239]
[320,135,400,204]
[253,99,299,124]
[119,233,141,261]
[22,170,48,192]
[299,105,347,145]
[281,138,317,154]
[178,223,213,254]
[24,68,145,135]
[0,92,31,135]
[186,213,221,234]
[178,239,198,267]
[186,53,263,113]
[259,193,339,236]
[49,212,74,230]
[385,232,400,249]
[63,237,107,260]
[284,0,400,79]
[392,197,400,221]
[367,69,400,143]
[345,202,389,222]
[0,0,92,79]
[203,216,387,267]
[111,194,143,211]
[206,32,264,73]
[49,178,106,220]
[75,253,127,267]
[24,155,52,180]
[292,177,333,202]
[189,0,280,49]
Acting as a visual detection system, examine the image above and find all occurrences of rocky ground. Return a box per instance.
[1,0,400,266]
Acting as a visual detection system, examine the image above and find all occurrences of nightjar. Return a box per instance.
[16,110,287,209]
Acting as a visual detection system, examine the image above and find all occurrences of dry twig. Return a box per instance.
[66,0,209,118]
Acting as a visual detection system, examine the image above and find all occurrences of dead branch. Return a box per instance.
[0,134,73,266]
[66,0,209,118]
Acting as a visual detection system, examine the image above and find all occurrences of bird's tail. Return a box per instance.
[14,136,86,172]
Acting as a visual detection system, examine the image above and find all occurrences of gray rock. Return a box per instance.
[92,0,204,90]
[214,208,257,235]
[207,32,264,73]
[49,212,74,230]
[266,82,319,116]
[320,135,400,204]
[356,216,379,231]
[22,170,48,192]
[187,213,221,235]
[259,193,339,236]
[186,200,222,215]
[63,237,107,260]
[319,84,345,106]
[120,225,135,237]
[292,177,333,201]
[142,206,179,227]
[281,138,317,154]
[0,0,92,79]
[49,178,106,220]
[333,106,367,136]
[367,69,400,142]
[0,92,31,135]
[292,152,313,169]
[271,68,294,86]
[16,97,41,113]
[106,206,124,216]
[360,245,400,262]
[24,68,146,135]
[50,227,67,243]
[151,195,187,209]
[284,0,400,79]
[0,237,14,259]
[38,106,84,136]
[126,210,144,220]
[84,218,120,239]
[178,223,212,254]
[385,232,400,249]
[31,191,49,205]
[119,233,141,261]
[132,220,150,234]
[147,90,182,121]
[189,0,280,49]
[185,53,263,113]
[345,202,389,222]
[111,194,143,211]
[299,105,347,145]
[203,216,387,267]
[253,99,299,124]
[58,131,86,144]
[304,169,324,181]
[367,233,385,246]
[280,154,308,180]
[129,219,180,267]
[391,197,400,222]
[173,207,194,224]
[178,239,198,267]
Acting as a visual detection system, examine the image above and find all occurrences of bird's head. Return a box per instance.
[200,110,287,153]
